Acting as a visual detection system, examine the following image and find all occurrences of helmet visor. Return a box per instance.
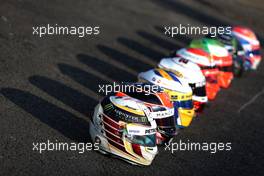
[155,115,177,136]
[127,134,156,147]
[246,49,261,57]
[189,83,206,97]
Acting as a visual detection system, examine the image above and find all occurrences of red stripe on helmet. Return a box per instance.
[132,143,142,157]
[103,114,120,129]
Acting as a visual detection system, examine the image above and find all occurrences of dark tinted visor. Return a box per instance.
[189,83,207,97]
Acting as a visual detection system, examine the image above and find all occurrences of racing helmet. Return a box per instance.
[176,48,220,100]
[232,26,261,70]
[206,30,237,54]
[206,31,248,77]
[120,82,177,144]
[89,93,158,166]
[190,38,234,88]
[158,57,207,112]
[138,68,195,128]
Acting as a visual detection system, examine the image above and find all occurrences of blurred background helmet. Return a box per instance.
[206,30,249,77]
[120,82,177,145]
[232,26,261,70]
[206,29,237,54]
[190,38,234,88]
[176,48,220,100]
[138,68,195,128]
[158,57,207,112]
[89,93,158,166]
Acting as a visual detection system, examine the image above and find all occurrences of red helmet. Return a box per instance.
[176,48,220,100]
[189,38,234,88]
[232,26,261,70]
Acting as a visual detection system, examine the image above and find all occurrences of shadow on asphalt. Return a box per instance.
[29,75,97,117]
[154,25,193,45]
[117,37,165,62]
[57,63,111,95]
[152,0,229,26]
[97,44,155,70]
[77,54,136,82]
[1,88,91,142]
[136,30,182,51]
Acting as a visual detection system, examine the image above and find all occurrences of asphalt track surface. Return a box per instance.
[1,0,264,175]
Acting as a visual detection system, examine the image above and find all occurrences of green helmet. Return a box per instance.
[189,38,228,57]
[206,33,238,55]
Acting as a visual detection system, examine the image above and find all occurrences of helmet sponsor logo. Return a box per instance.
[114,109,148,123]
[152,109,174,119]
[128,130,140,134]
[104,103,114,112]
[170,94,192,101]
[178,58,189,64]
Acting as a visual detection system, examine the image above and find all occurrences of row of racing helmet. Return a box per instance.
[89,26,262,166]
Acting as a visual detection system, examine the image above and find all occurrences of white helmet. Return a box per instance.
[138,69,195,128]
[158,57,207,112]
[138,68,192,94]
[89,92,158,166]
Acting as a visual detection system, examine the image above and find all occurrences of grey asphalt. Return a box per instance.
[0,0,264,175]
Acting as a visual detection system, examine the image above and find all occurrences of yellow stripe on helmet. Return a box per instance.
[111,102,145,116]
[164,89,193,101]
[157,69,173,81]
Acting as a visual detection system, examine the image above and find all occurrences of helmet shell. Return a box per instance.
[207,32,237,54]
[176,48,220,100]
[176,48,214,67]
[159,57,205,84]
[190,38,233,67]
[89,93,158,166]
[158,57,208,112]
[190,38,234,88]
[138,68,192,94]
[232,26,261,70]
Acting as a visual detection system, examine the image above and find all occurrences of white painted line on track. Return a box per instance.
[238,88,264,113]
